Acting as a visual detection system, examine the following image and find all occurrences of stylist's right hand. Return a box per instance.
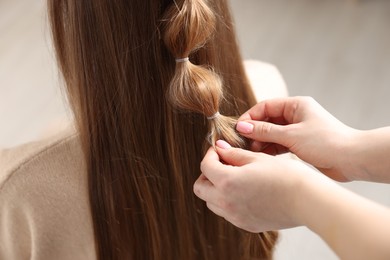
[193,141,325,233]
[236,96,358,181]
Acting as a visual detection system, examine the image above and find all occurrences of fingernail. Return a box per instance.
[236,121,254,134]
[216,140,231,149]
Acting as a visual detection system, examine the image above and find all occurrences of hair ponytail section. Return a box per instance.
[162,0,246,147]
[162,1,278,259]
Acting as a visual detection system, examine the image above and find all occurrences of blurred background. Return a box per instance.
[0,0,389,259]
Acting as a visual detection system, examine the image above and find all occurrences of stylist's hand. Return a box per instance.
[195,142,390,260]
[236,96,358,181]
[193,141,323,233]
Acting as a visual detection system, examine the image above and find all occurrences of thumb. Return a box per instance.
[215,140,257,167]
[236,120,290,147]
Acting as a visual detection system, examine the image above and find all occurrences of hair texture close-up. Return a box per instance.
[47,0,278,259]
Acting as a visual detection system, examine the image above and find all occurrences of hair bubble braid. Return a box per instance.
[162,0,246,148]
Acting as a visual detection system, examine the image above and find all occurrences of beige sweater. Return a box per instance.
[0,129,96,259]
[0,61,287,260]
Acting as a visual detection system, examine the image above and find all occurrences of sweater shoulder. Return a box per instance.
[0,127,95,259]
[0,127,80,191]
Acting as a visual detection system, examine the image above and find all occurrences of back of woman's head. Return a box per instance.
[48,0,278,259]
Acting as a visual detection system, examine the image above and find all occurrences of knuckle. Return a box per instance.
[200,159,207,173]
[244,224,259,233]
[193,183,200,196]
[283,124,295,137]
[230,215,245,229]
[258,122,273,136]
[228,149,240,161]
[301,96,315,106]
[297,95,310,101]
[205,202,214,212]
[219,176,234,193]
[217,197,235,212]
[231,215,258,233]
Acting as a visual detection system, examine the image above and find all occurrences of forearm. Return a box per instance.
[348,127,390,182]
[296,174,390,260]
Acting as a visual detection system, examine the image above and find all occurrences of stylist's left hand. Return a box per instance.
[194,140,321,233]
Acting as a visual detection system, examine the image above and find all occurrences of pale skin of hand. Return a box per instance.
[194,96,390,259]
[194,142,390,260]
[236,96,390,182]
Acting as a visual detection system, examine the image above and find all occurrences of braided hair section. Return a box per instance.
[162,0,245,147]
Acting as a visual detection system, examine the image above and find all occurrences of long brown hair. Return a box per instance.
[48,0,278,259]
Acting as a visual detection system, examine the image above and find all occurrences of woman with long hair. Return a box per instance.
[0,0,285,259]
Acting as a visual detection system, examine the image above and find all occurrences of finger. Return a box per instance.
[261,144,289,156]
[206,202,227,218]
[249,141,289,155]
[237,111,252,121]
[268,116,289,126]
[237,120,291,148]
[239,97,299,123]
[200,147,232,183]
[193,175,222,203]
[249,140,265,152]
[215,141,257,166]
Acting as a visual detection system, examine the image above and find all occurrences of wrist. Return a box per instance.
[289,165,331,227]
[336,127,365,181]
[294,170,390,259]
[292,163,351,229]
[347,127,390,182]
